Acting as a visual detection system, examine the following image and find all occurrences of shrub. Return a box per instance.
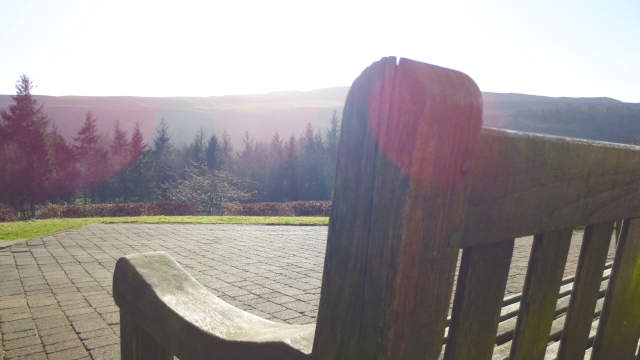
[225,200,331,217]
[0,204,18,222]
[37,201,200,219]
[163,164,254,215]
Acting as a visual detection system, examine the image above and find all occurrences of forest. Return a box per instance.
[0,75,341,217]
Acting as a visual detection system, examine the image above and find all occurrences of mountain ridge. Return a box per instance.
[1,87,639,147]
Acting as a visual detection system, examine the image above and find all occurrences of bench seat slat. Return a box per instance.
[510,229,573,360]
[557,222,614,360]
[592,218,640,360]
[445,239,515,360]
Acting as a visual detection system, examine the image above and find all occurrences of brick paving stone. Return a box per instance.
[253,301,287,314]
[3,343,44,359]
[2,318,36,333]
[3,334,41,350]
[41,330,79,345]
[47,346,89,360]
[0,298,26,310]
[30,309,64,319]
[82,334,119,350]
[77,327,114,341]
[0,311,31,322]
[68,310,101,322]
[288,316,316,325]
[71,318,108,333]
[12,352,48,360]
[89,343,120,359]
[101,311,119,325]
[38,324,74,337]
[271,309,302,321]
[44,338,83,354]
[34,314,69,330]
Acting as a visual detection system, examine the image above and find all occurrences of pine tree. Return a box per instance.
[109,120,131,202]
[128,124,154,201]
[205,134,221,170]
[73,110,104,203]
[0,75,52,216]
[283,133,301,200]
[235,132,255,185]
[152,118,175,199]
[191,127,206,164]
[73,110,100,159]
[324,109,341,196]
[270,130,284,159]
[266,130,286,201]
[237,131,254,160]
[325,109,341,166]
[47,122,78,203]
[220,130,234,170]
[130,122,146,160]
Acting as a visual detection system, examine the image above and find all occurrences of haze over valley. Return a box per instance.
[1,88,638,148]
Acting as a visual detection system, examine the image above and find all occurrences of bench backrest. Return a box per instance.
[313,57,640,360]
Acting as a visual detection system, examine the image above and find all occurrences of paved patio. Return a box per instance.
[0,224,616,360]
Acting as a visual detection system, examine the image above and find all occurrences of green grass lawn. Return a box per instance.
[0,216,329,241]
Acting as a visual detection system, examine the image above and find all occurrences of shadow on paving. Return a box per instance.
[0,224,616,359]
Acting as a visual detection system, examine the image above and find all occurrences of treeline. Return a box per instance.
[509,105,640,144]
[0,75,341,217]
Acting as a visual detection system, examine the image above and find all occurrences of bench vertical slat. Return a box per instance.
[556,222,614,360]
[120,309,173,360]
[509,229,573,360]
[591,218,640,360]
[312,56,397,360]
[313,57,483,360]
[444,239,515,360]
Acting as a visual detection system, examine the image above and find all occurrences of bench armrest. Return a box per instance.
[113,251,314,360]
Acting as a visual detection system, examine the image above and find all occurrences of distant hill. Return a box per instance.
[483,92,640,144]
[1,87,639,147]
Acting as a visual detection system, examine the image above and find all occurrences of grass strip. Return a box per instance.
[0,216,329,241]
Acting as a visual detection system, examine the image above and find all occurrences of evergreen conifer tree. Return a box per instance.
[220,130,234,170]
[205,134,221,170]
[108,120,131,201]
[73,110,104,203]
[128,123,154,201]
[47,122,78,203]
[152,119,176,199]
[0,75,52,216]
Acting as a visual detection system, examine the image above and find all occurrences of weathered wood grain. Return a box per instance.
[591,218,640,360]
[444,239,514,360]
[312,56,397,360]
[509,229,573,360]
[113,252,315,360]
[556,222,614,360]
[120,308,173,360]
[463,128,640,246]
[314,57,483,360]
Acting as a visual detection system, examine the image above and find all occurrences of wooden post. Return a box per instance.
[591,218,640,360]
[312,57,483,360]
[120,309,173,360]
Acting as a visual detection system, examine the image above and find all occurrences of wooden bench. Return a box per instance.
[113,57,640,360]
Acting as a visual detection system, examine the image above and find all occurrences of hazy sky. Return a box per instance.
[1,0,639,101]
